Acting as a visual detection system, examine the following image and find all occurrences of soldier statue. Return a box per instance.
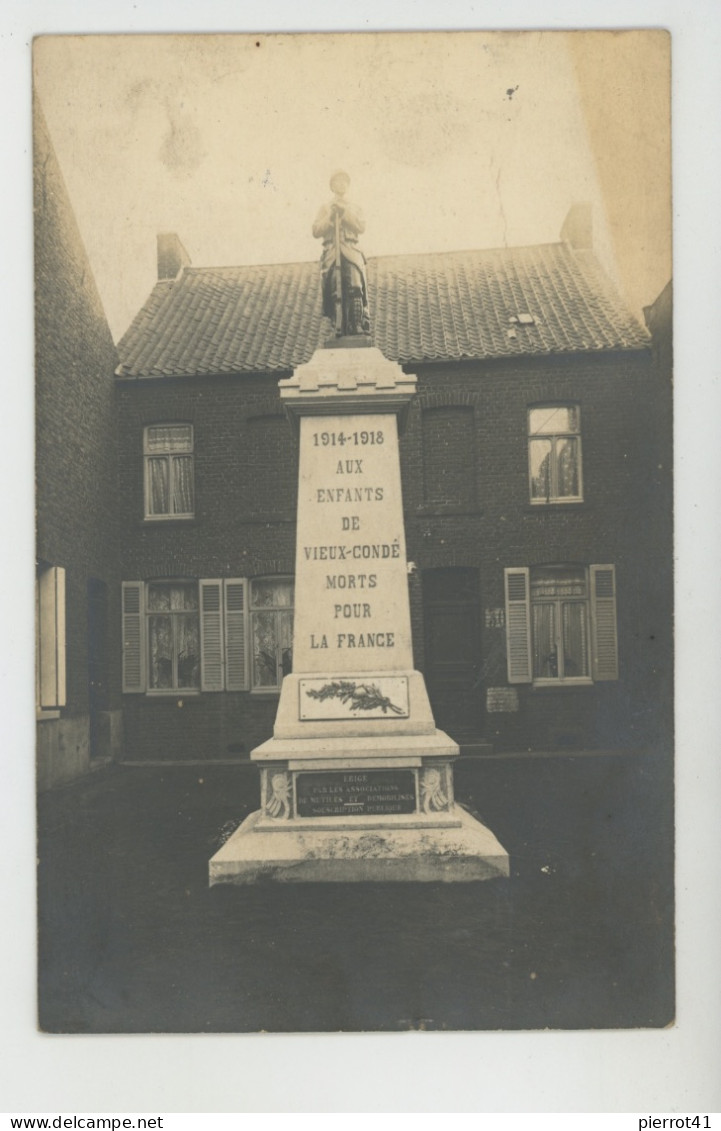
[312,170,371,338]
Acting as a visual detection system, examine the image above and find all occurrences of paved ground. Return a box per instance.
[37,751,674,1033]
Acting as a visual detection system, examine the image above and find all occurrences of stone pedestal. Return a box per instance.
[209,346,509,884]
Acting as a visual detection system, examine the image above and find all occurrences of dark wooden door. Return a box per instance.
[423,568,483,741]
[87,578,109,761]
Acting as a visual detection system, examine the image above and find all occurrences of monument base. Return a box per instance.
[209,805,509,885]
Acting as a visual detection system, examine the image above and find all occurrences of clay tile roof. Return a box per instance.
[116,242,649,379]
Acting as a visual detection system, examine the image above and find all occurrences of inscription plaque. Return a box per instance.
[486,686,519,713]
[295,770,416,817]
[291,411,415,674]
[299,676,410,720]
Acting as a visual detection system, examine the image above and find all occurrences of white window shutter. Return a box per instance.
[55,568,66,707]
[504,567,532,683]
[590,565,618,680]
[38,566,66,708]
[200,580,224,691]
[122,581,145,693]
[224,579,249,690]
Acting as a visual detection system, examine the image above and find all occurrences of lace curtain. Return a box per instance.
[147,584,199,689]
[147,454,194,516]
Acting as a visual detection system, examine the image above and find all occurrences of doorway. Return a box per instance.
[87,578,109,761]
[423,567,483,741]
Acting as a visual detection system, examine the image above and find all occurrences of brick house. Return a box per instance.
[35,100,123,789]
[112,204,672,762]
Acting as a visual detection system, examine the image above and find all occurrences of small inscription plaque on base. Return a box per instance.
[296,770,416,817]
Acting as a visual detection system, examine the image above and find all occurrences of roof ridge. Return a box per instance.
[180,240,575,277]
[369,240,570,263]
[183,259,319,274]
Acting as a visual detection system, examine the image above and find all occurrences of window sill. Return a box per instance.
[36,709,61,720]
[144,690,201,699]
[414,504,483,517]
[525,500,584,511]
[142,516,197,526]
[531,679,594,690]
[250,688,282,697]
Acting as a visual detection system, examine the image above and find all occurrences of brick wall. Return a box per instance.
[115,346,671,759]
[35,100,122,786]
[116,376,298,575]
[401,350,672,750]
[116,375,298,758]
[421,404,476,507]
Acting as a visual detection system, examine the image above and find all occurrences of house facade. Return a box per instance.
[112,207,672,763]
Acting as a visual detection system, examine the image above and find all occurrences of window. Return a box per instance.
[250,578,294,690]
[122,579,249,693]
[530,566,590,681]
[146,582,200,691]
[504,565,618,684]
[144,424,194,518]
[36,564,66,712]
[528,405,582,503]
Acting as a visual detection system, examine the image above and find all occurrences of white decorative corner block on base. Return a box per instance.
[208,344,509,885]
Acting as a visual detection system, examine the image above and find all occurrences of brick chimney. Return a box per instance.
[157,232,191,280]
[560,203,593,250]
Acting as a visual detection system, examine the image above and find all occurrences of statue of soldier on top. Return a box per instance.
[312,170,371,338]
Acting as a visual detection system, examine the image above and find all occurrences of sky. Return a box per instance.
[33,30,670,342]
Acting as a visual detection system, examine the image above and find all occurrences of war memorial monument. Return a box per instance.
[209,173,509,883]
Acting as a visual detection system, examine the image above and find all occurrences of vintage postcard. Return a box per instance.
[33,30,673,1038]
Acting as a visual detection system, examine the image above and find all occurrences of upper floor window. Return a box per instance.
[144,424,194,519]
[528,405,582,503]
[250,577,294,690]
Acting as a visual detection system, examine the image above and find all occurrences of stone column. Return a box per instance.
[209,345,509,883]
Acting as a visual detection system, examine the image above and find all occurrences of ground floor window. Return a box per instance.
[504,564,618,685]
[122,576,292,694]
[530,566,590,681]
[250,577,294,690]
[146,581,200,691]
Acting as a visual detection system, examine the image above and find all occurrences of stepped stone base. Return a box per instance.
[209,806,509,885]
